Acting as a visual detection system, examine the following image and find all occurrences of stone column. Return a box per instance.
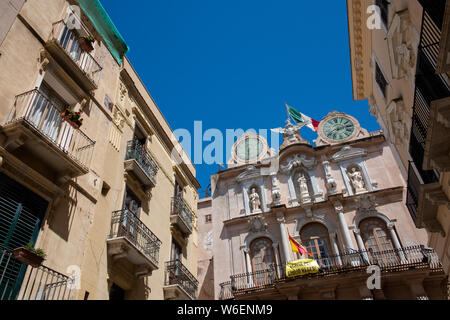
[354,229,370,264]
[329,232,342,266]
[243,248,253,287]
[334,201,353,250]
[387,223,407,262]
[276,213,291,263]
[272,243,281,278]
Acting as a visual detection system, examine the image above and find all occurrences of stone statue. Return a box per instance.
[347,167,366,193]
[249,188,261,213]
[297,174,311,204]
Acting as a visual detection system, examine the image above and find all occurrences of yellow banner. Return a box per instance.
[286,259,320,278]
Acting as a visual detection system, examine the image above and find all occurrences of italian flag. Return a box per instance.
[286,104,320,132]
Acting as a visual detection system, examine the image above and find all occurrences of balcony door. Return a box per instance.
[26,83,66,143]
[119,188,141,244]
[0,173,48,300]
[359,218,398,266]
[300,223,333,269]
[250,238,275,286]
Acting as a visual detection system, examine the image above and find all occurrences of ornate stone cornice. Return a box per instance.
[331,145,367,162]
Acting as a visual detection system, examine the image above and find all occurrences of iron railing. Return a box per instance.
[0,246,73,300]
[171,197,194,234]
[50,20,103,86]
[3,89,95,171]
[228,246,442,294]
[108,210,161,267]
[164,259,198,300]
[125,140,159,183]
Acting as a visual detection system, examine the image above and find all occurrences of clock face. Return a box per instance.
[322,117,355,141]
[236,137,263,161]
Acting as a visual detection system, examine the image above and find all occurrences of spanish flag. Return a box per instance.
[289,234,314,257]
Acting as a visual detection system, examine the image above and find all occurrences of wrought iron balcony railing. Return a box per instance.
[3,89,95,171]
[171,197,194,234]
[125,140,159,184]
[49,20,103,87]
[227,246,442,295]
[0,246,73,300]
[164,259,198,300]
[108,210,161,267]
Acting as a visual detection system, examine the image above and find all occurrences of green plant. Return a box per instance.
[62,107,83,126]
[24,243,47,259]
[80,35,95,43]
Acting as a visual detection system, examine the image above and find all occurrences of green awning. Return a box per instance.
[77,0,129,65]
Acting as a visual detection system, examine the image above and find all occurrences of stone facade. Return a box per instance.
[0,0,199,300]
[347,0,450,278]
[197,114,448,300]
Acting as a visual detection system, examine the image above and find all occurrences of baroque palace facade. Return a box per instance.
[0,0,200,300]
[347,0,450,277]
[197,113,448,300]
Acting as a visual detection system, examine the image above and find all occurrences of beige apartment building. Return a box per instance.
[347,0,450,277]
[197,113,448,300]
[0,0,200,300]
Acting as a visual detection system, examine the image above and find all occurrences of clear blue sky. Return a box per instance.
[100,0,379,194]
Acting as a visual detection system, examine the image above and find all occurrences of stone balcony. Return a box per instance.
[0,89,95,184]
[170,197,194,236]
[163,259,198,300]
[45,20,102,91]
[107,209,161,278]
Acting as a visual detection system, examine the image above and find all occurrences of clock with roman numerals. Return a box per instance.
[323,117,355,141]
[315,112,365,146]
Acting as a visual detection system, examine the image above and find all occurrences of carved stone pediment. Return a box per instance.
[248,215,267,233]
[237,165,263,182]
[331,145,367,162]
[387,11,420,82]
[386,98,411,145]
[281,154,316,172]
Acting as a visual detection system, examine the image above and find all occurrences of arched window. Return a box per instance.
[250,238,275,285]
[359,217,398,266]
[300,223,332,268]
[359,218,394,253]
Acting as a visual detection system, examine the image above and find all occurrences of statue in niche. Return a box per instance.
[249,188,261,213]
[297,174,311,204]
[347,167,366,193]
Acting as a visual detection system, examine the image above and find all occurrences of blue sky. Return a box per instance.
[100,0,379,194]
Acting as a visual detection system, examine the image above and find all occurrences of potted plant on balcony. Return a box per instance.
[13,243,46,268]
[61,107,83,129]
[78,35,95,53]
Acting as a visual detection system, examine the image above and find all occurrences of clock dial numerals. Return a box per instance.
[323,117,355,141]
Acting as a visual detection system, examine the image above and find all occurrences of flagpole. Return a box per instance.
[284,102,291,124]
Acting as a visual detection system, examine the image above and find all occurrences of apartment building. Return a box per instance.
[0,0,200,300]
[347,0,450,276]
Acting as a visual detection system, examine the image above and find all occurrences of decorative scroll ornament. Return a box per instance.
[281,154,316,172]
[248,215,267,233]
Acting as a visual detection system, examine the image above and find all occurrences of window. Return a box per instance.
[174,178,183,199]
[250,238,275,286]
[171,239,183,262]
[300,223,332,268]
[375,61,388,97]
[359,218,399,265]
[375,0,389,28]
[205,215,212,224]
